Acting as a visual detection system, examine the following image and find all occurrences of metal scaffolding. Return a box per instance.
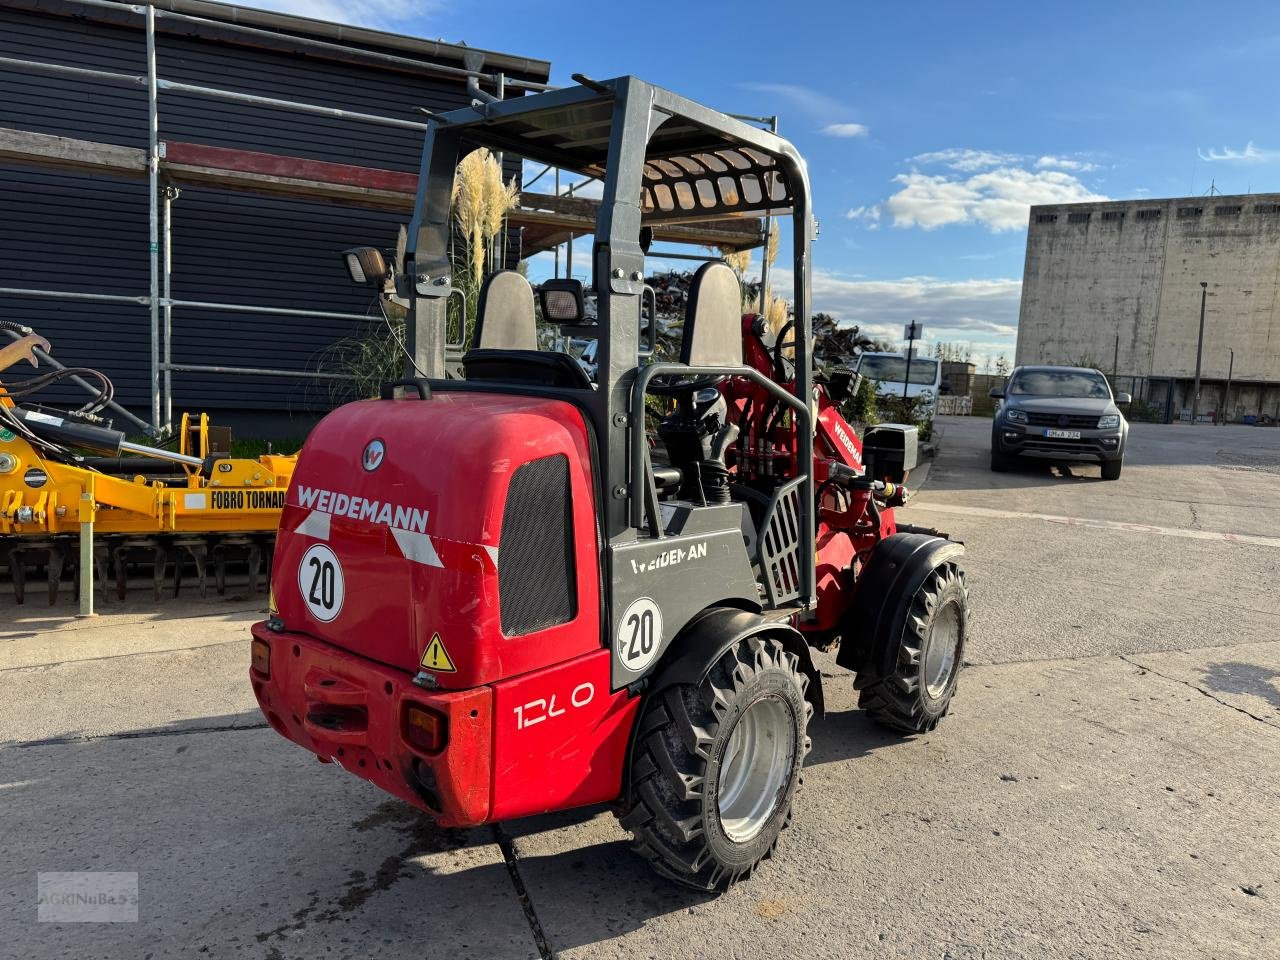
[1,0,766,437]
[0,0,542,437]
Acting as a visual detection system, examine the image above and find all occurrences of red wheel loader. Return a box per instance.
[250,76,969,891]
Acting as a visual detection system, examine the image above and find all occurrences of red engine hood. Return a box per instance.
[270,390,600,686]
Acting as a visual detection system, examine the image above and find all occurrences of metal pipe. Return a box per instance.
[119,438,204,466]
[645,250,724,263]
[162,362,355,380]
[154,78,429,130]
[1,327,153,433]
[0,288,374,324]
[0,54,144,86]
[146,5,162,435]
[160,298,378,322]
[78,490,94,618]
[162,185,176,435]
[757,116,778,313]
[0,286,149,305]
[0,53,441,131]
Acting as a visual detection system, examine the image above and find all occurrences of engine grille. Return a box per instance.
[1025,412,1099,428]
[498,454,576,636]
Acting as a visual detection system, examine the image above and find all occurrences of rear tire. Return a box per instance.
[859,561,968,734]
[1101,458,1123,480]
[619,635,812,891]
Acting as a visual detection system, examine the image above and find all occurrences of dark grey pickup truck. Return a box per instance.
[990,366,1130,480]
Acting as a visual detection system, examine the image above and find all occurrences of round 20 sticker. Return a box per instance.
[298,544,345,623]
[616,597,663,673]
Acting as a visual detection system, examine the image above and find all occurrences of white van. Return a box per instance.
[855,351,942,415]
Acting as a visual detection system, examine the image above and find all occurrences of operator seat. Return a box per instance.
[462,270,592,389]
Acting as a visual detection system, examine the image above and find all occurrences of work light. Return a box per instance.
[341,246,388,285]
[538,278,586,323]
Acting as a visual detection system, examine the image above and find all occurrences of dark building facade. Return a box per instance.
[0,0,549,434]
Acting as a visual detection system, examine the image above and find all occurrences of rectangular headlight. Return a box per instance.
[1005,409,1027,424]
[1097,414,1121,429]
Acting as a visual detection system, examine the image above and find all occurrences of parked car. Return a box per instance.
[855,351,942,416]
[990,365,1130,480]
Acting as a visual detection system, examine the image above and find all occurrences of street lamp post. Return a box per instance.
[1223,347,1234,425]
[1191,281,1208,423]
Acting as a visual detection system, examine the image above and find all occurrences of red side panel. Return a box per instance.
[489,649,639,822]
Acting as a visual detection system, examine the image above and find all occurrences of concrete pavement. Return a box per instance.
[1,416,1277,958]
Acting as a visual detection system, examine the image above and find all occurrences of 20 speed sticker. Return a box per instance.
[298,543,345,623]
[615,596,663,673]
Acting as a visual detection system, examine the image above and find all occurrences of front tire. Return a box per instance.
[859,561,968,733]
[619,635,812,891]
[1101,457,1123,480]
[990,447,1014,472]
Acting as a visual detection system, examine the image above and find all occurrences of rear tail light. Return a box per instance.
[250,638,271,677]
[403,703,448,754]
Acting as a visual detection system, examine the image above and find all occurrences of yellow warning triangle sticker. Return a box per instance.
[419,633,456,673]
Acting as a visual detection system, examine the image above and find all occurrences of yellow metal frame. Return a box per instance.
[0,394,295,537]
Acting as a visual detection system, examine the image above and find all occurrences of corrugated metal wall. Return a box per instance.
[0,2,538,426]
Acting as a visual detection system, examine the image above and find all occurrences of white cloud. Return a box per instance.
[845,204,881,229]
[1035,155,1100,172]
[908,148,1023,172]
[885,165,1108,232]
[1197,141,1280,164]
[738,82,846,120]
[822,122,870,138]
[772,268,1021,358]
[245,0,437,28]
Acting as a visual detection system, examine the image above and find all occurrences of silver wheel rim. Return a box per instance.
[923,601,961,699]
[718,696,795,843]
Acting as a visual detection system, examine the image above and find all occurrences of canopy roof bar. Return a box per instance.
[439,78,801,222]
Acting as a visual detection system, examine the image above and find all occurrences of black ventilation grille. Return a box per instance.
[498,454,576,636]
[760,477,804,607]
[1026,412,1099,428]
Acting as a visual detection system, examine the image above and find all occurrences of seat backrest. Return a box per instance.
[682,260,744,368]
[473,270,538,351]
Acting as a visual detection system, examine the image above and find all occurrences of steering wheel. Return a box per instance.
[649,371,728,396]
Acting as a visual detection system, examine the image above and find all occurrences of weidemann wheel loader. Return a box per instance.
[251,75,970,890]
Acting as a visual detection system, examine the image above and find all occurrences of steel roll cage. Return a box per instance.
[405,75,817,611]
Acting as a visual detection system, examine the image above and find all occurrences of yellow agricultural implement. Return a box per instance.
[0,325,295,606]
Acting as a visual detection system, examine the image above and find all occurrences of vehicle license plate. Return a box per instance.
[1044,429,1081,439]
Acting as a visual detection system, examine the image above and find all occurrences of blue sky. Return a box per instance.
[260,0,1280,366]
